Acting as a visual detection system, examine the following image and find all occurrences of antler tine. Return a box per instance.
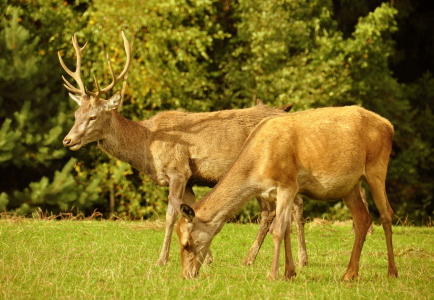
[58,53,82,95]
[58,33,88,96]
[71,33,88,93]
[87,31,132,99]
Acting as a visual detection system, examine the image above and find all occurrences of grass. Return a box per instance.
[0,217,433,300]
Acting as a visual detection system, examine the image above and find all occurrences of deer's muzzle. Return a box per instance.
[182,269,199,279]
[63,137,82,151]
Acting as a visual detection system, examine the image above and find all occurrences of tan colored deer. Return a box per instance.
[170,106,398,281]
[58,32,307,267]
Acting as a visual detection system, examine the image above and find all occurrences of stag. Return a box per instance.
[170,106,398,281]
[58,32,308,267]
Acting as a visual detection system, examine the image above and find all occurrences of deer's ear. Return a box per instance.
[105,92,122,111]
[180,204,195,223]
[69,93,82,106]
[279,102,295,112]
[168,196,196,222]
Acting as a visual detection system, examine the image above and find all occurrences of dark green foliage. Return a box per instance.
[0,2,100,213]
[0,0,432,223]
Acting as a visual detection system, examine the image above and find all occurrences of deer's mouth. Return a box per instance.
[68,142,82,151]
[182,269,199,279]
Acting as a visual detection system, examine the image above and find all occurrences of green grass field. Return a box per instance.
[0,217,433,299]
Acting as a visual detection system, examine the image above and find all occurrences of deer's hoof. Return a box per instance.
[342,271,358,282]
[284,270,296,280]
[388,268,398,278]
[243,256,255,266]
[268,273,280,281]
[204,254,213,265]
[155,259,168,266]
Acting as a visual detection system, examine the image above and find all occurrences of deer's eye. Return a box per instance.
[89,115,97,121]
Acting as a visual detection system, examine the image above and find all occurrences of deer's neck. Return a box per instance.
[195,172,258,231]
[97,112,155,176]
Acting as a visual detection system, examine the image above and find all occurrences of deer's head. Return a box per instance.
[170,197,213,279]
[58,32,131,150]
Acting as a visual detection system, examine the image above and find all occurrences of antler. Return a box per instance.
[58,32,132,105]
[86,31,132,102]
[58,33,88,96]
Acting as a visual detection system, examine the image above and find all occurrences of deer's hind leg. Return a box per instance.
[350,185,374,235]
[365,172,398,278]
[342,182,373,281]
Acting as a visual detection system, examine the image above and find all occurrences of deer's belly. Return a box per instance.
[297,172,361,201]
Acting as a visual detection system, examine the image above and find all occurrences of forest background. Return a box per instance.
[1,0,433,225]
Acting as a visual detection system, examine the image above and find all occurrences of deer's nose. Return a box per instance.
[63,138,71,147]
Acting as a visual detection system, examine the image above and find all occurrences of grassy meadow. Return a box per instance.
[0,216,433,300]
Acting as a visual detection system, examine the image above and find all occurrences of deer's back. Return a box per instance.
[141,105,287,186]
[238,106,394,200]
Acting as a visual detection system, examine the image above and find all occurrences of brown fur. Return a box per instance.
[62,92,306,265]
[171,106,398,281]
[59,33,306,267]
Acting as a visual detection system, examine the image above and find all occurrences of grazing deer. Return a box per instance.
[170,106,398,281]
[58,32,307,267]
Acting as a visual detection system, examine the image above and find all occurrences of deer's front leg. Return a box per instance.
[244,198,275,266]
[269,187,296,280]
[156,203,178,266]
[184,185,213,265]
[284,206,296,280]
[292,195,308,267]
[245,196,307,267]
[156,177,187,266]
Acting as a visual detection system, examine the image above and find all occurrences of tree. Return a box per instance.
[332,0,434,222]
[0,1,102,215]
[1,0,432,223]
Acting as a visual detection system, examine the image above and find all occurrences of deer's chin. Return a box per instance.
[68,143,82,151]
